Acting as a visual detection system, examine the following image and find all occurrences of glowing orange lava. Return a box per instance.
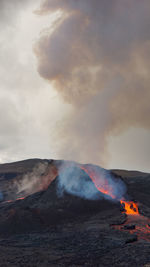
[120,200,139,215]
[81,166,116,199]
[113,214,150,241]
[81,165,139,216]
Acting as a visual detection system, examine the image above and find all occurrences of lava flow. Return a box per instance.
[81,166,116,199]
[81,165,139,214]
[120,200,139,215]
[116,201,150,241]
[2,196,25,205]
[81,165,150,241]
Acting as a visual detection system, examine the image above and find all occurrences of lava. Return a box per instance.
[2,196,25,205]
[81,165,139,215]
[81,166,116,199]
[120,200,139,215]
[113,214,150,242]
[81,165,150,241]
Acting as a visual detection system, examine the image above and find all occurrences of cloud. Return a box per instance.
[0,0,34,28]
[0,0,64,163]
[34,0,150,166]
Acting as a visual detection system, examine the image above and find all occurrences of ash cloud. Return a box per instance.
[35,0,150,166]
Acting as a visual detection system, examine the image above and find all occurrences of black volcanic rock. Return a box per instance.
[124,224,136,230]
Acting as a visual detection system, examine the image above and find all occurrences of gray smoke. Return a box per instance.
[35,0,150,166]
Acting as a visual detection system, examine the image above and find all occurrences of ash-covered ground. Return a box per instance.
[0,159,150,267]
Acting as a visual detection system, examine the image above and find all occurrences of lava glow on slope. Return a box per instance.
[81,165,139,215]
[80,165,150,241]
[3,196,25,204]
[113,214,150,242]
[81,166,116,200]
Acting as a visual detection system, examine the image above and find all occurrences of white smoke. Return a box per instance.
[57,162,99,199]
[14,161,57,198]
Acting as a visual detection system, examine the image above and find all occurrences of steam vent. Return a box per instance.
[0,158,149,266]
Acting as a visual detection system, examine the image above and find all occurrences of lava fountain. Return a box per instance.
[81,166,116,200]
[120,200,139,215]
[81,165,139,213]
[81,165,150,241]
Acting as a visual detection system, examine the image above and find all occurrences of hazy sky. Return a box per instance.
[0,0,150,172]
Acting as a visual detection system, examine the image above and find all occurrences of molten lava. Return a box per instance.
[120,200,139,215]
[81,165,140,216]
[113,213,150,242]
[3,196,25,205]
[81,166,116,199]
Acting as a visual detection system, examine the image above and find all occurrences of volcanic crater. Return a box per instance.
[0,159,150,266]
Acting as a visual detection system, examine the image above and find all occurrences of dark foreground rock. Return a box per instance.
[124,224,136,230]
[0,217,148,267]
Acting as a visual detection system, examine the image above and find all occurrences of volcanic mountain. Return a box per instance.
[0,159,150,266]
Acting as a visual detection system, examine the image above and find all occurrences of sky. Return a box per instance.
[0,0,150,172]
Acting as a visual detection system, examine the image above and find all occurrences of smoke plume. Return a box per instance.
[57,162,99,200]
[35,0,150,165]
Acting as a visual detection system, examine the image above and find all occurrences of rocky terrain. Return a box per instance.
[0,159,150,266]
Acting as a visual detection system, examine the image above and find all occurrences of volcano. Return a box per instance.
[0,159,150,266]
